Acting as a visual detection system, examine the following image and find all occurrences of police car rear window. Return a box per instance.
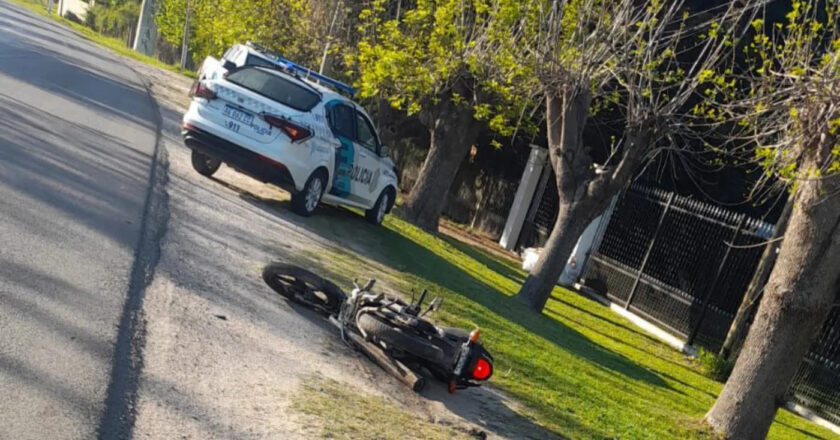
[226,67,320,112]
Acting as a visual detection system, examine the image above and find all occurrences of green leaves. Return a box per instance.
[352,0,536,138]
[155,0,344,73]
[724,0,840,184]
[87,0,139,41]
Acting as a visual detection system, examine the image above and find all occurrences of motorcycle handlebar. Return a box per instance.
[364,279,376,291]
[353,278,377,292]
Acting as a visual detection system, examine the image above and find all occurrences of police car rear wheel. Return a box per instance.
[292,172,326,217]
[191,150,221,177]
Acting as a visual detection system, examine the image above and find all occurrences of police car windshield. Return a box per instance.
[226,67,320,112]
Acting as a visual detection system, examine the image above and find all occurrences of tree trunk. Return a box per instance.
[514,89,608,312]
[719,196,794,360]
[516,202,603,310]
[706,172,840,439]
[399,106,481,232]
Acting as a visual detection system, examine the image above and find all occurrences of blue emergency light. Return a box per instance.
[275,56,357,96]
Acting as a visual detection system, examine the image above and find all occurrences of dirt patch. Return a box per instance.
[292,375,482,440]
[439,221,521,265]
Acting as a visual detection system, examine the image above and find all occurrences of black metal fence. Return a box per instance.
[582,184,772,351]
[516,167,558,250]
[790,308,840,425]
[581,183,840,424]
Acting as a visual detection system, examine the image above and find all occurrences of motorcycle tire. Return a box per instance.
[357,313,446,364]
[262,262,346,313]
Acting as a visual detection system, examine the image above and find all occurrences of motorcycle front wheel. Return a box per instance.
[262,262,346,314]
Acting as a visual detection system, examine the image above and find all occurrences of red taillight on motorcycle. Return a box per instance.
[263,115,312,142]
[472,357,492,381]
[189,81,216,100]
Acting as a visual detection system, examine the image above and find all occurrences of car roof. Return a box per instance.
[233,45,374,117]
[246,65,346,103]
[238,51,371,117]
[237,44,357,98]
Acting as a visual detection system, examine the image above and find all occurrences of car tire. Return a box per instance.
[191,150,221,176]
[357,313,446,364]
[365,188,394,226]
[291,171,326,217]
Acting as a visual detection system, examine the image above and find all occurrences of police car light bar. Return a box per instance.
[275,56,357,96]
[246,42,356,96]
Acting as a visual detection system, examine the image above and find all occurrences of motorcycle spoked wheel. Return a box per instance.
[262,262,346,314]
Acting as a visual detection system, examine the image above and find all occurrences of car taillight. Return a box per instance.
[263,115,312,142]
[472,357,492,381]
[189,81,216,100]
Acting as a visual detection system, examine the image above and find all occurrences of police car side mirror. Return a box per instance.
[378,145,389,158]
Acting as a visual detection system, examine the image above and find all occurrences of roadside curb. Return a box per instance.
[96,61,171,440]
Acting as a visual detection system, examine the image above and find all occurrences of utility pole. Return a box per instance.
[318,0,342,75]
[133,0,158,56]
[179,0,191,70]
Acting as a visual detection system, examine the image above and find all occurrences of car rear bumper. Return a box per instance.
[182,124,296,191]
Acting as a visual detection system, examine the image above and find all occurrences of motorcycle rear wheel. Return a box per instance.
[357,313,447,364]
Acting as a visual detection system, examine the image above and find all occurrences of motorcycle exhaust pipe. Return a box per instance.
[344,330,426,393]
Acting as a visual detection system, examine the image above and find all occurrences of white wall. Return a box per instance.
[58,0,90,19]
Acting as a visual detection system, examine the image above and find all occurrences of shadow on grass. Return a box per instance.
[420,380,568,440]
[245,190,668,384]
[440,235,528,285]
[777,419,834,440]
[212,181,677,439]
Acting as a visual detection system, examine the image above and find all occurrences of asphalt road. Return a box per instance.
[0,2,159,439]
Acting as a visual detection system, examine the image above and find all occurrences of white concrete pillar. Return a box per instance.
[133,0,158,56]
[499,144,548,251]
[558,195,618,286]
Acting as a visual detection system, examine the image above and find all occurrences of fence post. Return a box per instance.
[625,192,675,309]
[499,145,549,251]
[687,214,747,346]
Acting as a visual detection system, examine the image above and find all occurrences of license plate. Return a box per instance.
[223,105,254,125]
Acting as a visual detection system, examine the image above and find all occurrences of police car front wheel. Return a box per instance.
[366,189,393,226]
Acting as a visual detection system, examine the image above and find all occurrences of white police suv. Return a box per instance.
[182,42,398,225]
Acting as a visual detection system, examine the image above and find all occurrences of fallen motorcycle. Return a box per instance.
[262,262,494,393]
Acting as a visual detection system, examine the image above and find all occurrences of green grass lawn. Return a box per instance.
[292,208,839,440]
[8,0,194,78]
